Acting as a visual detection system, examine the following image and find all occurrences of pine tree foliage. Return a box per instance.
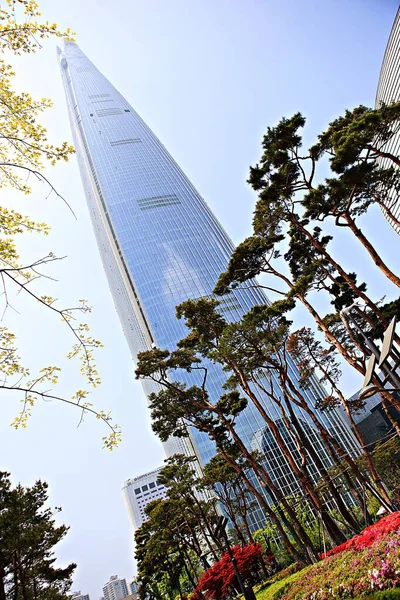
[214,105,400,431]
[0,471,76,600]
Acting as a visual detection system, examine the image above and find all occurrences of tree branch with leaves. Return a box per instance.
[0,0,121,446]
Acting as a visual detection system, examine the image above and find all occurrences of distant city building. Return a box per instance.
[102,577,129,600]
[72,592,90,600]
[376,6,400,232]
[129,581,139,596]
[122,468,167,531]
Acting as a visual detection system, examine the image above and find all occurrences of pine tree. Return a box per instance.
[214,106,400,433]
[0,472,76,600]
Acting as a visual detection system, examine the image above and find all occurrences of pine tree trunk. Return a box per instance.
[226,497,248,545]
[229,362,350,542]
[177,509,205,558]
[305,358,392,507]
[214,421,318,562]
[238,488,255,544]
[216,445,312,565]
[282,377,370,521]
[280,394,361,533]
[181,548,199,587]
[190,494,224,553]
[267,264,366,375]
[344,215,400,287]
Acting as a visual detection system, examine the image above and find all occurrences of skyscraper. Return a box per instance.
[58,42,357,530]
[376,6,400,232]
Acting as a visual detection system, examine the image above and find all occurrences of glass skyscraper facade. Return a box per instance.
[59,42,357,530]
[376,6,400,233]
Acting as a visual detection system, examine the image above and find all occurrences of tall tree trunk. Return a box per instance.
[236,485,255,543]
[292,215,391,323]
[216,444,312,565]
[305,353,391,506]
[278,392,360,533]
[177,508,205,559]
[343,215,400,287]
[228,362,348,544]
[190,493,224,553]
[267,263,365,373]
[181,548,199,587]
[215,410,320,556]
[224,495,248,545]
[12,555,19,600]
[281,376,373,519]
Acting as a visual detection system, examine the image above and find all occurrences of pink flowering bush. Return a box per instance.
[322,512,400,558]
[262,527,400,600]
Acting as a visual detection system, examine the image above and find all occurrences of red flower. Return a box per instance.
[320,512,400,558]
[192,543,267,600]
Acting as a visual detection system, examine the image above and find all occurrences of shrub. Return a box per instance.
[322,511,400,558]
[267,530,400,600]
[193,543,273,600]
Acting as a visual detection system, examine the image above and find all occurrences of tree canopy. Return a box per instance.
[0,471,76,600]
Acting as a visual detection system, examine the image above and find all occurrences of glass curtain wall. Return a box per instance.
[59,42,358,530]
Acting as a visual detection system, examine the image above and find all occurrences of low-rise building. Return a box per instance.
[72,591,90,600]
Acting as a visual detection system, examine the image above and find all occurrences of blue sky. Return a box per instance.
[0,0,399,598]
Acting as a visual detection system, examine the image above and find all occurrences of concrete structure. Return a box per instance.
[72,592,90,600]
[102,577,129,600]
[376,6,400,232]
[129,581,139,596]
[122,468,167,531]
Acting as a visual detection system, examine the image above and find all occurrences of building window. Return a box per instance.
[149,482,155,489]
[142,485,148,492]
[134,488,141,495]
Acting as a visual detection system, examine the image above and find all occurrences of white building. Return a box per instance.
[129,581,139,598]
[122,468,168,531]
[72,592,90,600]
[102,576,129,600]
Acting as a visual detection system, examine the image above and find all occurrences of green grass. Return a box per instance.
[256,567,308,600]
[359,591,400,600]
